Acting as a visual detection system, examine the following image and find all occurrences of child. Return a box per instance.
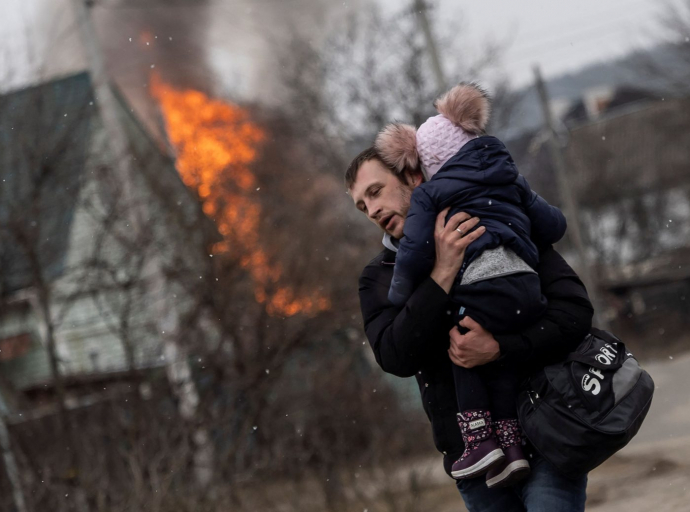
[375,83,567,487]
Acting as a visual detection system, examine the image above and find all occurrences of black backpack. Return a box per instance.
[517,328,654,478]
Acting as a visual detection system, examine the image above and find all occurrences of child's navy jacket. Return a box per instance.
[388,135,567,307]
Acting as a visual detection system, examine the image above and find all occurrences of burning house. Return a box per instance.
[149,75,330,316]
[0,71,217,409]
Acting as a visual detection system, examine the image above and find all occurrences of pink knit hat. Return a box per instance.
[375,83,491,179]
[416,115,475,178]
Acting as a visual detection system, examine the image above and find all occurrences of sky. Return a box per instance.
[0,0,686,95]
[0,0,84,90]
[0,0,348,97]
[379,0,686,87]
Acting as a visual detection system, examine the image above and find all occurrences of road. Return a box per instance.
[586,351,690,511]
[319,351,690,511]
[396,351,690,512]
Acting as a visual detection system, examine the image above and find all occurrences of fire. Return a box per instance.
[150,74,330,317]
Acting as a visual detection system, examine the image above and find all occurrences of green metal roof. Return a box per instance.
[0,72,95,295]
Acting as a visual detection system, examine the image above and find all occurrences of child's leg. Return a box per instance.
[452,364,490,413]
[480,362,520,420]
[450,363,504,480]
[480,363,530,488]
[458,272,546,336]
[450,254,543,483]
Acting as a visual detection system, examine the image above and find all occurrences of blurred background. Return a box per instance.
[1,1,689,511]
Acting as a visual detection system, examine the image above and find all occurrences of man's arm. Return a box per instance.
[360,212,486,378]
[448,246,593,369]
[360,270,453,377]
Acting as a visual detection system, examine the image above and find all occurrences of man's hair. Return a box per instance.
[345,146,414,190]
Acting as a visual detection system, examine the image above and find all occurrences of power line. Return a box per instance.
[509,8,642,56]
[505,21,653,66]
[508,0,654,48]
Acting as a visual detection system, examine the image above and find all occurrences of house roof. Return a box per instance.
[109,81,221,245]
[566,97,690,207]
[0,72,220,298]
[0,72,95,295]
[505,95,690,208]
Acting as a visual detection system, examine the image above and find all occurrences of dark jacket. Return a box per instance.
[359,245,593,476]
[388,135,567,306]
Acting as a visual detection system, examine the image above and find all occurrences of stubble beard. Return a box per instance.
[391,182,414,238]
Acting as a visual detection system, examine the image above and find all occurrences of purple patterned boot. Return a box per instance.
[451,410,504,479]
[485,418,530,488]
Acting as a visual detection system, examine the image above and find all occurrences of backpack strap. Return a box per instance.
[590,328,623,346]
[566,352,623,371]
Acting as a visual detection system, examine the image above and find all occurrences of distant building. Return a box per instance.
[563,86,660,127]
[506,90,690,350]
[0,73,217,407]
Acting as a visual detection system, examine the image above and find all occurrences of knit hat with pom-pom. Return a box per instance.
[375,83,491,180]
[375,123,419,175]
[416,83,491,178]
[415,115,475,178]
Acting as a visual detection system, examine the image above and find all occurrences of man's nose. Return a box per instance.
[367,203,381,221]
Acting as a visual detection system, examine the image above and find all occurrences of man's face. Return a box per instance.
[349,159,421,239]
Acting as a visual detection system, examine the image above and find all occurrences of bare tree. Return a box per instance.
[274,0,518,178]
[632,0,690,94]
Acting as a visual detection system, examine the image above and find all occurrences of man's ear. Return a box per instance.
[409,169,424,187]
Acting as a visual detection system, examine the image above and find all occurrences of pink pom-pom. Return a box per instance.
[434,83,491,134]
[375,123,419,172]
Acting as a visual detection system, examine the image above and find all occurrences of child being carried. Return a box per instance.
[375,83,567,488]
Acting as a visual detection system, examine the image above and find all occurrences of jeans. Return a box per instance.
[456,454,587,512]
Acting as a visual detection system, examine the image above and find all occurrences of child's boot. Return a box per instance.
[485,418,530,488]
[451,410,504,479]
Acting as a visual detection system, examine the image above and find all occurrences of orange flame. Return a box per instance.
[150,74,330,317]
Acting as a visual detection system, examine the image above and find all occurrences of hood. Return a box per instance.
[382,233,399,253]
[433,135,518,186]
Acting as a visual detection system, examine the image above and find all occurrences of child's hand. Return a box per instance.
[430,209,486,294]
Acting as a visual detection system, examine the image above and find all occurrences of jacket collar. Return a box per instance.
[382,233,399,253]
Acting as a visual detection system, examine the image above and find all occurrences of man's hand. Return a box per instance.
[430,209,486,294]
[448,316,500,368]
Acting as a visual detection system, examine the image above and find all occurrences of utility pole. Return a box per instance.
[533,65,608,329]
[71,0,213,488]
[413,0,447,93]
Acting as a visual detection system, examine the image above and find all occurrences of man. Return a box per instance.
[348,146,593,511]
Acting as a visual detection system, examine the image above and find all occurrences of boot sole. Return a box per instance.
[486,460,531,488]
[451,449,504,479]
